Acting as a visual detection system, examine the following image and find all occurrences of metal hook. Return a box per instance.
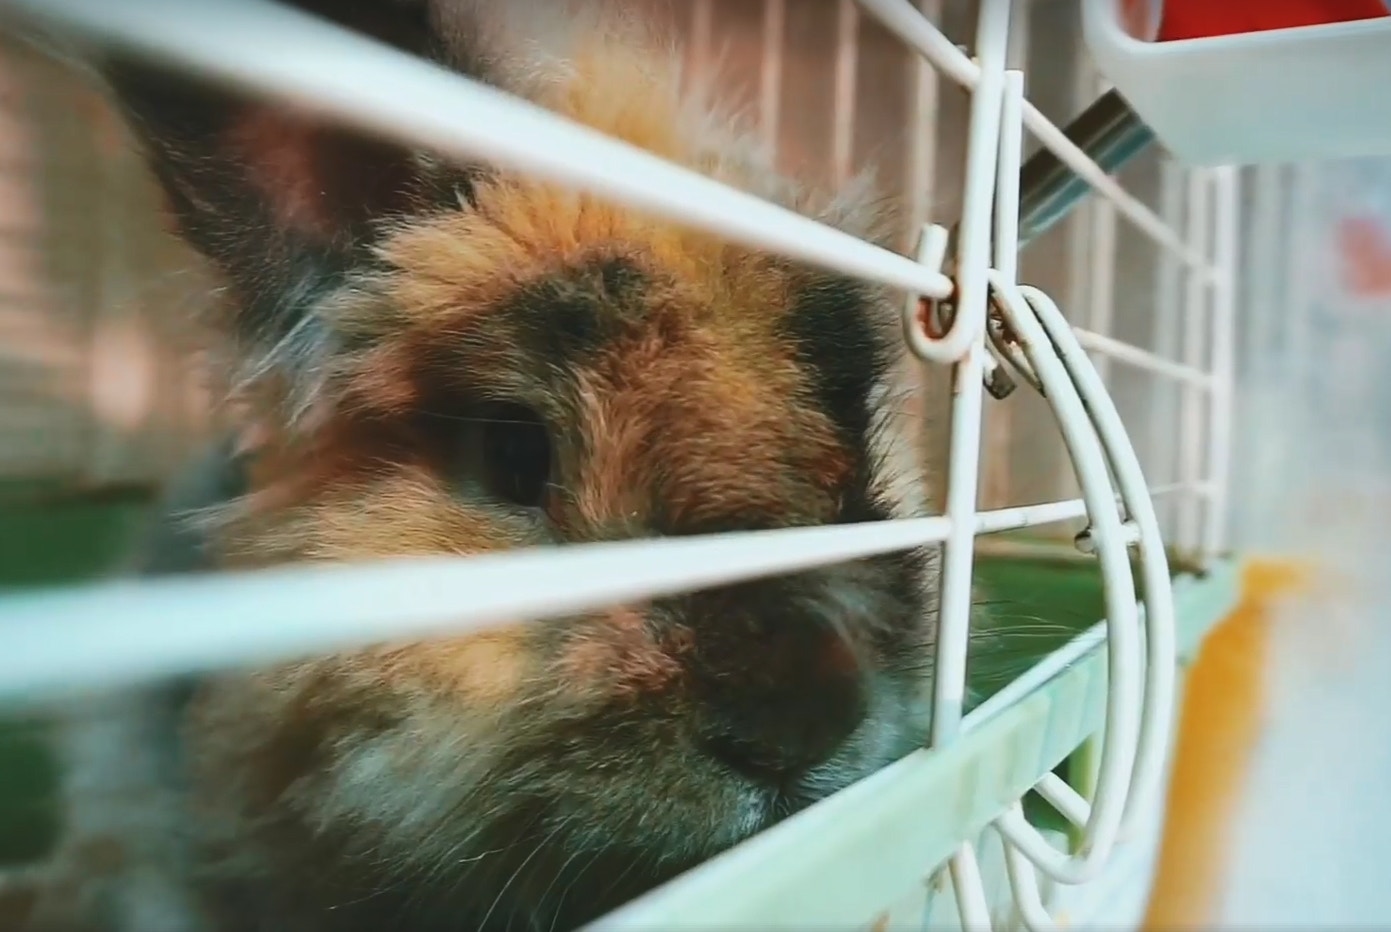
[908,88,1155,400]
[906,224,1020,398]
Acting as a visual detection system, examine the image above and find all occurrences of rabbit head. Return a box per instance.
[101,1,942,928]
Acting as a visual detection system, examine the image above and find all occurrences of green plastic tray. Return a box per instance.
[593,561,1240,930]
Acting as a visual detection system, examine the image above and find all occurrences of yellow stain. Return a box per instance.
[1142,559,1314,931]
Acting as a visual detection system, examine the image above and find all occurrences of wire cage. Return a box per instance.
[0,0,1249,929]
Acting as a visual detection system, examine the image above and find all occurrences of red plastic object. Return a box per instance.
[1158,0,1389,42]
[1338,216,1391,299]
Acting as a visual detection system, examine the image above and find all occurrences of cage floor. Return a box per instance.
[0,491,1107,870]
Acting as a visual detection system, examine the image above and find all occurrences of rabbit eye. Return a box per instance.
[479,401,552,509]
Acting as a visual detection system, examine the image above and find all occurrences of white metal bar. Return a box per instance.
[976,497,1087,532]
[1043,800,1166,929]
[1073,328,1213,387]
[987,276,1144,884]
[1012,282,1180,845]
[831,0,859,186]
[1176,170,1213,552]
[0,516,949,703]
[982,69,1025,510]
[1035,772,1092,828]
[0,475,1177,707]
[759,0,785,158]
[855,0,1211,274]
[903,222,980,363]
[905,0,943,234]
[974,479,1203,538]
[995,67,1024,284]
[1001,818,1059,932]
[973,485,1203,561]
[929,0,1010,748]
[950,844,996,932]
[5,0,953,302]
[981,0,1029,513]
[1147,159,1186,537]
[1203,166,1240,557]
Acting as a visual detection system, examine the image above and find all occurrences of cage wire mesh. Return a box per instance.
[0,0,1228,550]
[668,0,1228,560]
[0,0,1242,929]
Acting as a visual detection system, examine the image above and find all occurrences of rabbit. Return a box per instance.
[7,1,964,929]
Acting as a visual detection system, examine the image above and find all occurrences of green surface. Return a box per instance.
[971,556,1105,697]
[598,563,1239,928]
[0,484,153,589]
[0,719,57,866]
[0,492,1111,869]
[0,488,155,866]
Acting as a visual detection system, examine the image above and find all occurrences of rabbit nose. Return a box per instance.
[694,630,868,785]
[700,712,860,786]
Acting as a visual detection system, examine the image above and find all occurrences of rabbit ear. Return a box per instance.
[103,0,493,386]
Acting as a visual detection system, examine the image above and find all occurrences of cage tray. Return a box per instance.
[592,560,1241,930]
[1084,0,1391,166]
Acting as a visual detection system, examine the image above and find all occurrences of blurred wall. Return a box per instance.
[0,33,220,490]
[1204,157,1391,927]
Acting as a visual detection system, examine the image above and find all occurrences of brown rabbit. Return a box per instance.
[10,1,954,929]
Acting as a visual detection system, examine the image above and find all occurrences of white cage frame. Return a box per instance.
[0,0,1244,928]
